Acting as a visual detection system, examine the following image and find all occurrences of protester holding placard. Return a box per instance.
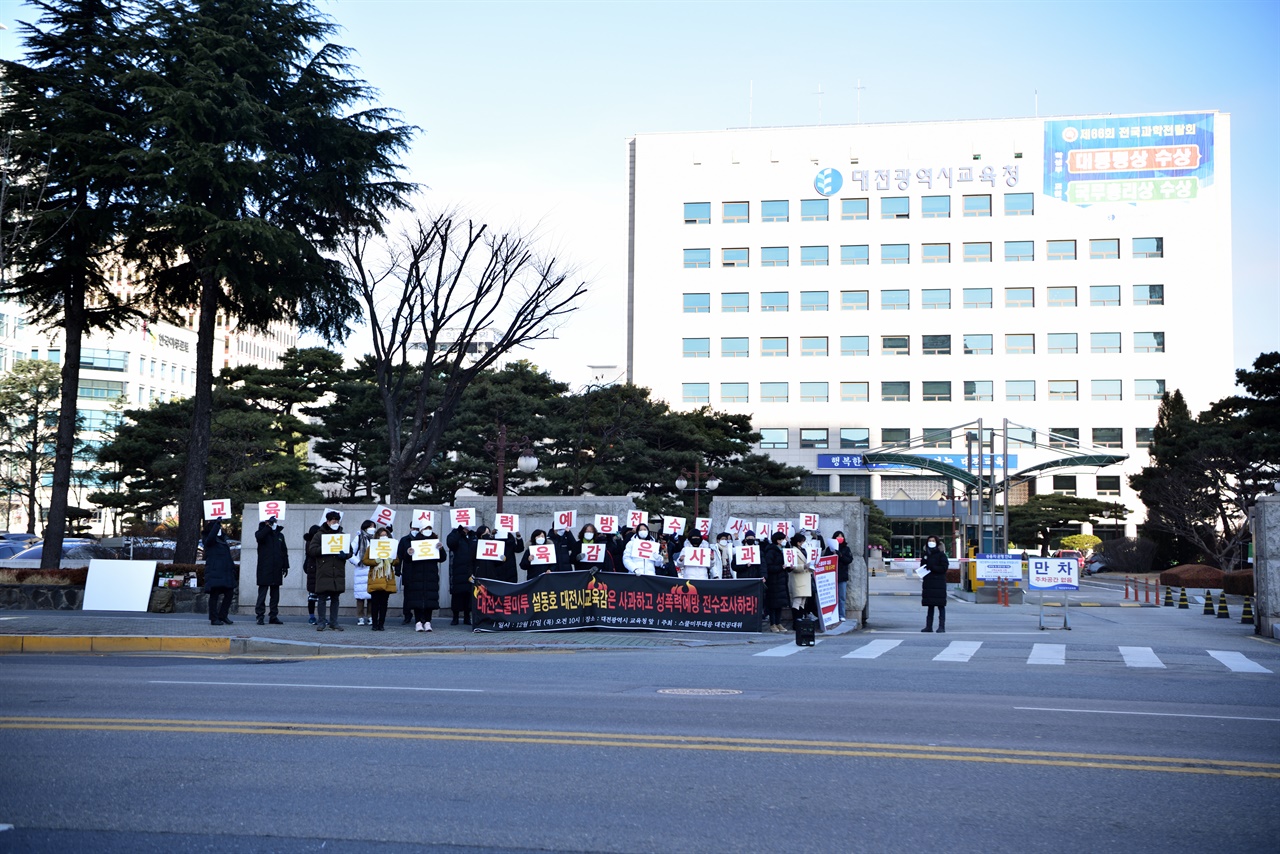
[833,531,854,622]
[302,524,320,625]
[253,516,289,625]
[675,529,720,580]
[732,531,764,581]
[575,523,612,572]
[762,531,790,632]
[306,510,351,631]
[520,529,553,579]
[202,520,236,626]
[447,524,478,625]
[492,529,524,583]
[714,532,735,579]
[350,520,376,625]
[363,527,398,631]
[920,536,949,633]
[397,527,443,632]
[788,532,815,615]
[606,528,628,572]
[548,524,578,573]
[622,524,662,575]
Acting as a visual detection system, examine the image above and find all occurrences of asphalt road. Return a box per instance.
[1,598,1278,853]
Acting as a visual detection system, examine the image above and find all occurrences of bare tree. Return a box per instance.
[345,213,587,503]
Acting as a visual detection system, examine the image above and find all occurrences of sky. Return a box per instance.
[3,0,1277,388]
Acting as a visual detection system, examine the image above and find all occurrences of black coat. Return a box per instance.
[202,525,236,590]
[762,543,789,609]
[302,526,320,594]
[921,548,949,607]
[836,543,854,583]
[254,523,289,586]
[486,534,523,583]
[446,527,477,594]
[548,530,577,572]
[397,534,442,611]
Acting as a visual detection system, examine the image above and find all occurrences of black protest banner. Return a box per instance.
[472,570,763,633]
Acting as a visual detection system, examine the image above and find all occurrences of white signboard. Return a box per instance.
[798,512,820,532]
[552,510,577,532]
[203,498,232,520]
[320,533,351,555]
[409,539,440,561]
[411,509,436,530]
[581,543,606,563]
[494,513,520,537]
[82,560,158,612]
[372,505,396,529]
[725,517,749,537]
[595,514,618,535]
[632,539,659,562]
[527,543,556,565]
[976,553,1022,581]
[477,539,506,561]
[1029,557,1080,590]
[257,499,287,521]
[694,517,712,537]
[663,515,685,536]
[450,507,476,529]
[366,538,396,562]
[683,546,712,568]
[735,544,760,565]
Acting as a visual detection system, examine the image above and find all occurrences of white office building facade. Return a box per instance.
[627,112,1232,546]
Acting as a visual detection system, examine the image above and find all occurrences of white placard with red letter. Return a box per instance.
[626,509,646,530]
[372,505,396,529]
[595,514,618,535]
[494,513,519,537]
[321,533,350,555]
[726,517,748,537]
[528,543,556,565]
[450,507,476,529]
[367,538,395,561]
[778,521,795,538]
[477,539,506,561]
[695,517,712,537]
[409,539,439,560]
[203,499,231,520]
[798,512,820,532]
[552,510,577,532]
[783,547,801,568]
[581,543,606,563]
[257,499,287,521]
[684,547,712,568]
[633,539,659,562]
[663,515,685,536]
[735,544,760,565]
[756,520,772,539]
[411,509,435,530]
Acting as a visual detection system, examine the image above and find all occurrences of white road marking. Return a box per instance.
[1207,651,1273,673]
[933,641,981,662]
[842,640,903,659]
[149,680,482,692]
[1119,646,1165,668]
[1015,707,1280,723]
[754,640,821,657]
[1027,643,1065,665]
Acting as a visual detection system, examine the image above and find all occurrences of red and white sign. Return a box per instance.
[595,514,618,534]
[777,521,795,538]
[798,512,820,532]
[372,505,396,529]
[494,513,520,537]
[258,499,287,521]
[581,543,606,563]
[735,544,760,565]
[663,515,685,535]
[477,539,506,561]
[633,539,659,562]
[783,547,801,568]
[528,544,556,565]
[450,507,476,528]
[411,509,436,530]
[553,510,577,532]
[694,517,712,537]
[203,499,231,520]
[755,520,772,539]
[813,554,840,628]
[367,538,395,561]
[726,516,749,537]
[683,547,712,568]
[626,509,646,529]
[320,533,350,555]
[409,539,439,560]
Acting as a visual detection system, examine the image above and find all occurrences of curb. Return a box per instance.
[0,635,230,654]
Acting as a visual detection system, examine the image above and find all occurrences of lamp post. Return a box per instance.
[935,491,962,558]
[484,422,538,514]
[675,461,720,519]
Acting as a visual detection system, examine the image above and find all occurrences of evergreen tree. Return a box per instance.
[1007,494,1127,556]
[0,360,65,533]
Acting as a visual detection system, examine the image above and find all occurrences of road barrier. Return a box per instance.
[1216,591,1230,619]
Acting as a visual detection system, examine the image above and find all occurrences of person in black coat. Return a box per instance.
[253,517,289,625]
[833,531,854,622]
[920,535,950,632]
[520,529,553,579]
[398,530,443,632]
[302,524,320,624]
[202,520,237,626]
[548,525,578,573]
[446,524,477,625]
[488,530,524,583]
[762,531,790,632]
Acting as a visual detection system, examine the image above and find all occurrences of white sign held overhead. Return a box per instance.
[372,505,396,529]
[258,500,287,521]
[626,509,646,530]
[450,508,476,529]
[494,513,520,536]
[553,510,577,532]
[203,499,232,520]
[411,509,435,530]
[595,514,618,534]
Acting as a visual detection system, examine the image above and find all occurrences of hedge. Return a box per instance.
[1159,564,1224,589]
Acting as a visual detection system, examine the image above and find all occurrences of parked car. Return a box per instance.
[0,542,32,559]
[1084,555,1108,575]
[1053,549,1086,570]
[0,532,41,544]
[9,542,119,561]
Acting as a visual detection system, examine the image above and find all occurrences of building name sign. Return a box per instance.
[813,165,1021,197]
[158,334,189,353]
[816,453,1017,471]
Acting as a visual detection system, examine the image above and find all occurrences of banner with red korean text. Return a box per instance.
[813,554,840,629]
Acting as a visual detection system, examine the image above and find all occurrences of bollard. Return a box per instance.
[1155,579,1161,605]
[1123,577,1130,600]
[1177,587,1189,609]
[1241,596,1255,625]
[1216,591,1230,619]
[1003,578,1010,608]
[1203,589,1215,615]
[1144,578,1151,604]
[1163,585,1174,607]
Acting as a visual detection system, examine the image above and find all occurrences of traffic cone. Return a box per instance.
[1241,596,1255,625]
[1177,587,1189,609]
[1163,586,1174,607]
[1216,591,1230,619]
[1203,590,1215,615]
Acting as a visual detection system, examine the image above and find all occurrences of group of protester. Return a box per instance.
[205,513,861,634]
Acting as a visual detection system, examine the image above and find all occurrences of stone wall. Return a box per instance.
[0,584,83,610]
[1252,495,1280,639]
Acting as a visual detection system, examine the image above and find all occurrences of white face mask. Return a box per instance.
[928,541,937,549]
[637,530,649,539]
[422,528,432,537]
[583,532,594,541]
[535,536,546,545]
[328,522,340,530]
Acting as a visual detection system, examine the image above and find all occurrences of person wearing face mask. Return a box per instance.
[548,524,578,573]
[202,519,237,626]
[622,525,662,575]
[350,520,376,625]
[731,531,763,581]
[920,536,949,632]
[253,516,289,625]
[491,525,524,584]
[362,526,398,631]
[306,511,352,631]
[787,533,814,619]
[302,524,321,625]
[676,529,720,580]
[606,527,629,573]
[762,531,790,632]
[575,523,612,571]
[447,523,478,625]
[832,531,854,622]
[398,525,444,631]
[520,529,552,579]
[714,532,735,579]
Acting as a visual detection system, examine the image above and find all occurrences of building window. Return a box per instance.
[78,379,125,400]
[80,348,129,372]
[840,428,870,449]
[922,334,951,355]
[762,200,789,222]
[841,290,869,311]
[761,291,789,312]
[800,199,829,221]
[683,293,710,313]
[1093,427,1123,448]
[1047,333,1077,354]
[881,290,909,310]
[722,292,749,313]
[1007,427,1035,448]
[840,383,869,403]
[684,202,710,224]
[919,292,950,314]
[881,244,909,265]
[682,383,709,405]
[1047,239,1077,261]
[1053,475,1078,496]
[800,382,828,403]
[761,337,788,357]
[760,382,789,403]
[800,428,829,449]
[800,290,829,311]
[1090,332,1121,353]
[1006,333,1035,354]
[721,337,748,358]
[841,198,869,220]
[881,336,909,356]
[1005,288,1034,308]
[682,338,710,358]
[963,334,992,355]
[1004,240,1034,262]
[922,195,951,218]
[721,382,749,404]
[881,197,909,219]
[1136,379,1166,400]
[921,427,952,448]
[841,336,870,357]
[882,427,910,445]
[881,381,910,402]
[1092,379,1123,401]
[721,248,748,267]
[1136,427,1155,448]
[1090,286,1121,307]
[1134,331,1165,353]
[683,249,710,268]
[1133,284,1164,306]
[800,336,828,357]
[722,201,749,223]
[840,244,869,266]
[79,408,122,432]
[1090,238,1120,260]
[963,288,992,309]
[1049,380,1078,401]
[1006,380,1035,401]
[963,194,991,217]
[48,348,62,364]
[922,243,950,264]
[922,381,951,402]
[761,246,789,267]
[759,428,788,449]
[1096,475,1121,497]
[1049,428,1079,449]
[964,380,993,401]
[802,474,831,493]
[800,246,829,266]
[1133,237,1163,259]
[964,242,992,263]
[839,475,871,497]
[1004,193,1034,216]
[1048,287,1077,308]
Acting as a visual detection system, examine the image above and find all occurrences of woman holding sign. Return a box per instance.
[575,523,612,572]
[398,527,443,632]
[762,531,790,632]
[520,530,554,579]
[202,520,236,626]
[622,525,662,575]
[447,525,478,625]
[363,526,398,631]
[920,536,949,633]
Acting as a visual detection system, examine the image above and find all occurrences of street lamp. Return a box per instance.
[675,461,720,518]
[935,491,963,558]
[484,421,537,514]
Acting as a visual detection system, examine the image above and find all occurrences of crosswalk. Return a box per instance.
[753,639,1274,674]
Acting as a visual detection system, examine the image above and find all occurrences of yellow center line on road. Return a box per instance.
[1,716,1277,778]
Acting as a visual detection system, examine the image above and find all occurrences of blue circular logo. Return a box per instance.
[814,167,843,196]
